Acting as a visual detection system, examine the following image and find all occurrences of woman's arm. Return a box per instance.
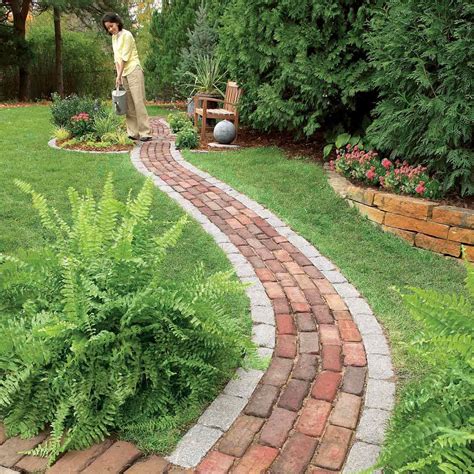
[115,59,125,87]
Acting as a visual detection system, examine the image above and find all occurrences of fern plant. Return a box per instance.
[377,261,474,472]
[0,176,253,462]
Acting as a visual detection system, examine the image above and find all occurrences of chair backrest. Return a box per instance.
[224,81,242,113]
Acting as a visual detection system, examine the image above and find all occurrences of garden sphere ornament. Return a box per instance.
[213,120,236,144]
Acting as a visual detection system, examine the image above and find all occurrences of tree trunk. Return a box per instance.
[11,0,31,101]
[53,6,64,97]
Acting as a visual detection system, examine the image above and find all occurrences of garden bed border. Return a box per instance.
[48,138,131,154]
[326,168,474,262]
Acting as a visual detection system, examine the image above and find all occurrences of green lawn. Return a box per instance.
[184,147,467,381]
[0,105,251,452]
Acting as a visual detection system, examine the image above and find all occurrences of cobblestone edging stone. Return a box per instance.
[48,138,130,154]
[0,120,394,473]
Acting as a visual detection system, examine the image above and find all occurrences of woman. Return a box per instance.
[102,12,152,142]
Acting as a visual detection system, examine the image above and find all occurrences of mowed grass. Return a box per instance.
[184,147,467,382]
[0,105,251,452]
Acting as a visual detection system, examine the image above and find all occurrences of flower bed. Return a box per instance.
[330,145,442,199]
[51,94,134,152]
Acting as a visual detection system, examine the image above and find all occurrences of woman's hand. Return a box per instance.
[115,76,123,88]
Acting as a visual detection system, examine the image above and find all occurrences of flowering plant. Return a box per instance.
[330,145,442,199]
[69,112,94,137]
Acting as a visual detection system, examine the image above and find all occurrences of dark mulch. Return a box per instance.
[199,126,326,162]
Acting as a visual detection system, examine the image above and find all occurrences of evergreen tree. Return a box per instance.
[174,2,217,98]
[366,0,474,196]
[217,0,381,136]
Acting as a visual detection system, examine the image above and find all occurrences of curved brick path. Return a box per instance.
[0,119,394,473]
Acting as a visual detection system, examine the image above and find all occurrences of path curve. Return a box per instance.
[0,119,395,474]
[130,119,395,472]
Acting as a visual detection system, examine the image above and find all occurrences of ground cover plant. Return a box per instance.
[0,105,251,455]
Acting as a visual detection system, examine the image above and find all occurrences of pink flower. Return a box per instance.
[381,158,392,169]
[366,168,376,180]
[415,182,425,195]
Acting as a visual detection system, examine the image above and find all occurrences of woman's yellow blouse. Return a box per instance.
[112,29,141,77]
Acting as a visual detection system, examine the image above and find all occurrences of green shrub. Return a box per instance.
[377,261,473,472]
[0,177,253,462]
[51,94,103,129]
[94,111,125,139]
[26,22,114,100]
[176,126,199,149]
[218,0,379,136]
[168,112,193,133]
[145,0,201,99]
[52,127,71,142]
[365,0,473,196]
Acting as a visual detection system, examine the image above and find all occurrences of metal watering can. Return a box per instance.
[112,86,127,115]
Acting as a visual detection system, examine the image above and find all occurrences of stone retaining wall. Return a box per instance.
[326,169,474,262]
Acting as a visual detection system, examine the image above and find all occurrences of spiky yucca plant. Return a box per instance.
[0,176,253,462]
[378,261,473,472]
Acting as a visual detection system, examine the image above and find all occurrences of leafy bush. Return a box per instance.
[323,133,363,160]
[176,126,199,149]
[0,177,253,462]
[332,144,442,199]
[52,127,71,142]
[93,111,125,139]
[51,94,103,129]
[145,0,201,99]
[26,22,114,100]
[168,112,194,133]
[69,112,95,138]
[365,0,473,196]
[377,262,473,472]
[218,0,379,136]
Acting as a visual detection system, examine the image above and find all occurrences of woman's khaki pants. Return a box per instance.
[123,66,151,139]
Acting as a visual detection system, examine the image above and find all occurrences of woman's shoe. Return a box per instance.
[128,136,139,140]
[139,136,152,142]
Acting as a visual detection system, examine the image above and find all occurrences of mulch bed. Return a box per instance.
[0,101,49,109]
[56,139,132,153]
[199,126,326,162]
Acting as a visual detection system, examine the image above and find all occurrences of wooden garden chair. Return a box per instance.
[194,81,243,142]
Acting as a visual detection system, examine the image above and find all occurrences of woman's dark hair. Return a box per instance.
[101,12,123,35]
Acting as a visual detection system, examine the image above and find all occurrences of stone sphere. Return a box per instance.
[213,120,236,144]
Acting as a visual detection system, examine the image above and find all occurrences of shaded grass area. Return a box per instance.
[184,147,466,381]
[0,105,251,453]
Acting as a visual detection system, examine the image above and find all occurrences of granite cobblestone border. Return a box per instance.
[0,119,395,473]
[48,138,130,154]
